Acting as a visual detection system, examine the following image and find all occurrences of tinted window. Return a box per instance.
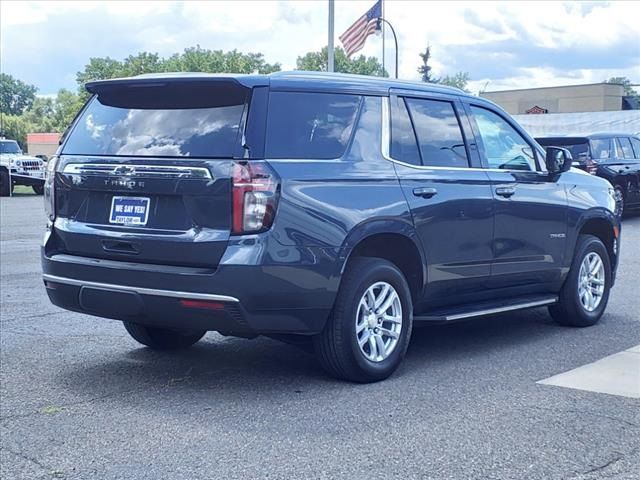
[590,138,611,161]
[63,85,247,158]
[471,106,536,171]
[390,97,420,165]
[345,96,382,163]
[404,98,468,168]
[630,137,640,158]
[616,137,634,159]
[265,92,360,159]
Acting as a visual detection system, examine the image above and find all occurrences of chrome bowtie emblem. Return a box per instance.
[114,165,135,175]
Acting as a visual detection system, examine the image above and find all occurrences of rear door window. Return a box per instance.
[62,83,248,158]
[630,137,640,158]
[616,137,634,159]
[404,98,469,168]
[265,92,361,159]
[590,138,611,161]
[390,97,421,165]
[470,106,537,171]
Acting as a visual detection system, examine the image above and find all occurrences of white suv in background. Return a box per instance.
[0,139,46,196]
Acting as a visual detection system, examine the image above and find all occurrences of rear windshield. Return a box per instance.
[537,138,589,161]
[265,92,361,159]
[62,83,247,158]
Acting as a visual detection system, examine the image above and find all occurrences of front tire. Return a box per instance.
[314,257,413,383]
[0,171,12,197]
[123,322,206,350]
[32,184,44,195]
[549,235,611,327]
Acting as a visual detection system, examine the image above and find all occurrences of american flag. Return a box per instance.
[339,0,382,58]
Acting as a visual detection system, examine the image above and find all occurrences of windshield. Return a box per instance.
[0,141,22,154]
[62,83,248,158]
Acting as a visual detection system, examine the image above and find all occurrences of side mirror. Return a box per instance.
[545,146,573,174]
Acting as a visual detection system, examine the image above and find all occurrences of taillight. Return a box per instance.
[44,155,58,221]
[231,161,279,234]
[585,159,598,175]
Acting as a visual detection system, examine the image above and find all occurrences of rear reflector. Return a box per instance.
[179,299,225,310]
[44,281,58,290]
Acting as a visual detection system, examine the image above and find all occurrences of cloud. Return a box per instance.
[0,0,638,95]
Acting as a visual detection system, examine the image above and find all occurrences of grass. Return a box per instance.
[12,185,37,195]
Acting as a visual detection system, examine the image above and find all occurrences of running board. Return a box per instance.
[413,295,558,322]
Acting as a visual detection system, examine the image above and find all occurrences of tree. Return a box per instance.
[440,72,470,92]
[418,47,438,83]
[0,74,38,115]
[0,115,33,149]
[23,97,56,132]
[606,76,640,103]
[76,47,281,99]
[51,89,84,132]
[417,46,471,92]
[296,46,387,77]
[163,46,280,75]
[75,57,124,90]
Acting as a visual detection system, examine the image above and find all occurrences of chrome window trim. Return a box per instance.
[62,163,213,179]
[42,274,239,303]
[381,96,546,174]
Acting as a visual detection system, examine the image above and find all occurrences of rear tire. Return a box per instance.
[0,171,12,197]
[549,235,611,327]
[123,322,206,350]
[313,257,413,383]
[32,184,44,195]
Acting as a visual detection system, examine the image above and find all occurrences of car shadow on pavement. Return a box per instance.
[55,306,590,400]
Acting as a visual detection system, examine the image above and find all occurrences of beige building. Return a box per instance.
[480,82,627,115]
[27,133,61,159]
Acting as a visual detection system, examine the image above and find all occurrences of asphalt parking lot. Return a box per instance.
[1,194,639,480]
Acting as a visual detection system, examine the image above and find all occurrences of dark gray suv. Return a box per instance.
[42,72,621,382]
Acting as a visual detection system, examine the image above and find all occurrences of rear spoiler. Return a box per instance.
[85,75,269,110]
[85,74,269,95]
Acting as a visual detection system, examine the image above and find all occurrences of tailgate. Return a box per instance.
[53,157,233,267]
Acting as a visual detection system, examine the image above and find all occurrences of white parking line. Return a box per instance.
[538,345,640,399]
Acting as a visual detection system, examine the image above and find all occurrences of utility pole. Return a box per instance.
[328,0,335,72]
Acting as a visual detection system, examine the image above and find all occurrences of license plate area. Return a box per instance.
[109,196,150,226]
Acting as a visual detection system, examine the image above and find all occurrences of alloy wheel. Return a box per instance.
[578,252,605,312]
[355,281,403,362]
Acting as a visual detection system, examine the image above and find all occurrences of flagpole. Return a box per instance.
[381,0,385,77]
[376,17,398,79]
[328,0,335,72]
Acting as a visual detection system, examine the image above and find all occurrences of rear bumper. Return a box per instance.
[41,245,341,336]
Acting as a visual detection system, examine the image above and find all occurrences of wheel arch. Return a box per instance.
[338,219,426,302]
[574,210,619,270]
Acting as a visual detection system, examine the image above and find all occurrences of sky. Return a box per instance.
[1,0,639,96]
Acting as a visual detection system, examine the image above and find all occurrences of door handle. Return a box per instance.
[495,186,516,198]
[413,187,438,198]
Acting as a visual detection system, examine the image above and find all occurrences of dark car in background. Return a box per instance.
[42,72,620,382]
[536,134,640,216]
